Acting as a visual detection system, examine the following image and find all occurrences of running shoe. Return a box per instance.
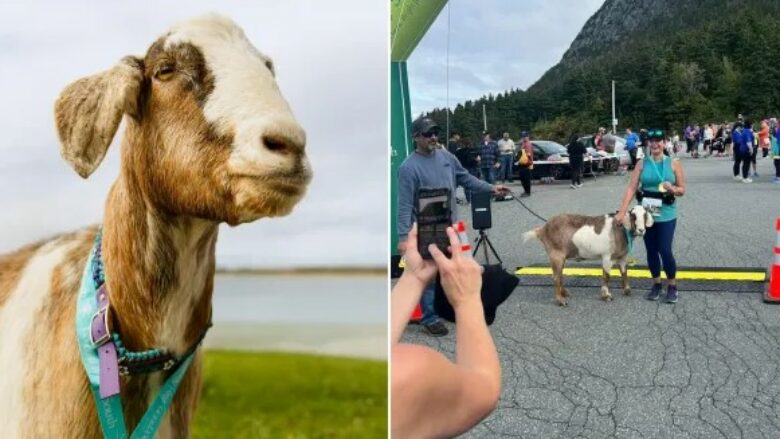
[645,283,663,301]
[743,178,753,183]
[423,321,449,337]
[663,286,678,304]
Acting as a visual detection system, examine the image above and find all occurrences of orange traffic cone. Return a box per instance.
[765,218,780,303]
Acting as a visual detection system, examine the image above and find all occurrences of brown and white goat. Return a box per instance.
[0,15,311,437]
[522,206,652,306]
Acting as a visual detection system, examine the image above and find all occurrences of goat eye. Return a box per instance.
[156,65,175,81]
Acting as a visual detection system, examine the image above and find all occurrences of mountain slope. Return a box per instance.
[427,0,780,142]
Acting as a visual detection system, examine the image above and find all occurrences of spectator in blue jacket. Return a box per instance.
[625,127,640,170]
[733,121,754,183]
[479,132,500,184]
[773,123,780,183]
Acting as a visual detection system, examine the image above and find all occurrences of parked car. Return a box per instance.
[579,134,644,172]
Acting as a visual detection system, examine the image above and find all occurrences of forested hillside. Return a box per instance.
[425,0,780,143]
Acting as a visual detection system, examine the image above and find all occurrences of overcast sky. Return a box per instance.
[0,1,387,268]
[408,0,604,117]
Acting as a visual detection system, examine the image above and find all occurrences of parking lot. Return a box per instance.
[401,156,780,438]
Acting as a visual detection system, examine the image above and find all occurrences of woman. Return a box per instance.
[566,133,586,188]
[773,123,780,183]
[515,131,534,197]
[616,129,686,303]
[759,119,771,159]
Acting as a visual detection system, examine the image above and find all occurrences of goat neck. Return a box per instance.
[101,165,218,356]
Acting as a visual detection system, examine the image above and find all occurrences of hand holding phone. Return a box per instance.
[416,188,452,260]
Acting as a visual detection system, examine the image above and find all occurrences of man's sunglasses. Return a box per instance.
[420,131,438,138]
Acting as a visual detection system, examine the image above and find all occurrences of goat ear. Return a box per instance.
[55,56,144,178]
[645,211,654,228]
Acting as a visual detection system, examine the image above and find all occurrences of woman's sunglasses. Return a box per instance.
[647,129,664,140]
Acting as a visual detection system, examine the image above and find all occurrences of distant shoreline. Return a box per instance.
[216,267,387,276]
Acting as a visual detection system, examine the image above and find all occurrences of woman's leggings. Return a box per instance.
[644,218,677,280]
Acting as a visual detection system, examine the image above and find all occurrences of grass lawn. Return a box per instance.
[192,350,387,438]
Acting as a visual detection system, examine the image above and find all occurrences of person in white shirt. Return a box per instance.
[703,124,714,155]
[496,132,516,183]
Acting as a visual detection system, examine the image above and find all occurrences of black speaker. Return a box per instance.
[471,191,492,230]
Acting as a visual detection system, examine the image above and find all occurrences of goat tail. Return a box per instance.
[522,228,539,243]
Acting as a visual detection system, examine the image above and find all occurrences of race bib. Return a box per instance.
[642,197,662,217]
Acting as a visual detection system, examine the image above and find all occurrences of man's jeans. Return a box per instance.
[481,167,495,184]
[499,154,513,181]
[465,167,480,202]
[420,282,439,325]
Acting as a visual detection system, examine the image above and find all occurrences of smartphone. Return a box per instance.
[416,188,452,260]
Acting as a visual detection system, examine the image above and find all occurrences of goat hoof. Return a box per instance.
[556,300,568,307]
[624,288,632,296]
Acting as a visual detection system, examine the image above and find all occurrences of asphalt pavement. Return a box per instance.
[401,155,780,438]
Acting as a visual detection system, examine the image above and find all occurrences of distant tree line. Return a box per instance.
[423,4,780,144]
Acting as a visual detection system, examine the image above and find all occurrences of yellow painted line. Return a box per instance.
[516,267,766,281]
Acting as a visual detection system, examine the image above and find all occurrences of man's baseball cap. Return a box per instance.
[411,117,440,137]
[520,131,529,138]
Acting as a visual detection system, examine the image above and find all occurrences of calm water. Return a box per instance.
[212,274,387,325]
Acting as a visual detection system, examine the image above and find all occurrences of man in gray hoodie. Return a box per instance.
[397,117,508,336]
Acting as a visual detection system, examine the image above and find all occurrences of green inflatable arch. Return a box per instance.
[390,0,447,262]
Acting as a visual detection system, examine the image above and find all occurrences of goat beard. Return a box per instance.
[225,183,306,225]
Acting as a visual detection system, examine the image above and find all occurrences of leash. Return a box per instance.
[505,189,548,223]
[76,229,209,438]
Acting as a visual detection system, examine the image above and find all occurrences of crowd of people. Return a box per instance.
[665,117,780,183]
[450,130,535,198]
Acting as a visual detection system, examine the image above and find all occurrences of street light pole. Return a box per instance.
[611,80,617,134]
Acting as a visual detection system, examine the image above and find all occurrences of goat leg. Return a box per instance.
[551,255,568,306]
[601,257,613,302]
[619,258,631,295]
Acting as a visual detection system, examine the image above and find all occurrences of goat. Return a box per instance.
[0,14,311,437]
[523,206,652,306]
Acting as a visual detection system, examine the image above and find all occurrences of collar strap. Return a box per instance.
[78,227,211,438]
[623,224,635,254]
[88,229,211,379]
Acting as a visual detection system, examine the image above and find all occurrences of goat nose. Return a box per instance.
[261,130,305,156]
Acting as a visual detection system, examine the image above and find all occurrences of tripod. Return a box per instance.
[472,229,503,265]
